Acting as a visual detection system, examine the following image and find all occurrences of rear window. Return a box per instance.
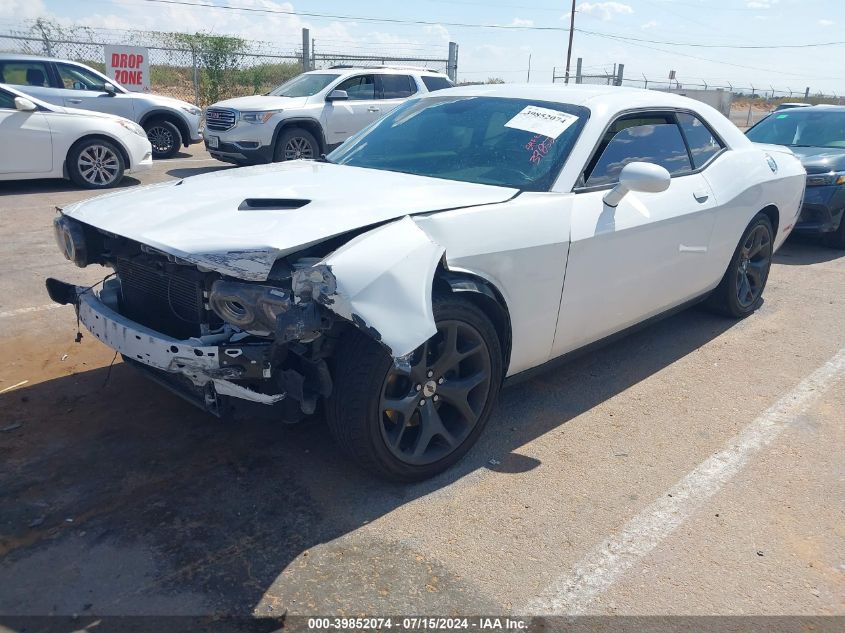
[0,61,51,87]
[380,74,416,99]
[422,76,454,92]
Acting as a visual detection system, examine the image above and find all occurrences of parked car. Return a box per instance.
[746,105,845,248]
[47,85,804,480]
[203,66,454,165]
[774,102,812,112]
[0,83,151,188]
[0,53,202,158]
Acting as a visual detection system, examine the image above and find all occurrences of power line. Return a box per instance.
[133,0,845,49]
[575,28,845,50]
[576,30,845,82]
[134,0,570,31]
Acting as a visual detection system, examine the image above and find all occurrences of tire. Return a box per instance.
[326,295,503,481]
[823,216,845,249]
[273,127,319,162]
[705,212,774,318]
[67,138,126,189]
[144,119,181,158]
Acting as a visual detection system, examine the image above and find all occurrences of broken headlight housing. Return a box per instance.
[208,280,292,336]
[53,214,90,268]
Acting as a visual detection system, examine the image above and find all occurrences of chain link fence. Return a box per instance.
[0,23,451,107]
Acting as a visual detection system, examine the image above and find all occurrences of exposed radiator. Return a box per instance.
[116,257,219,339]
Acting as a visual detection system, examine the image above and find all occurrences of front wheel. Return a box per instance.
[67,138,125,189]
[326,295,503,481]
[273,127,319,162]
[705,213,774,318]
[145,119,181,158]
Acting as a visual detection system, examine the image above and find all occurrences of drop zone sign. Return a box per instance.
[104,45,150,92]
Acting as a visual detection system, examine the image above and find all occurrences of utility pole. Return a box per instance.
[564,0,576,84]
[527,54,531,83]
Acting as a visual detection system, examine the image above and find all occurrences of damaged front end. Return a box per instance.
[47,213,445,419]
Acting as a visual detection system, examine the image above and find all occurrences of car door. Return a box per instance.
[321,74,379,145]
[552,111,719,357]
[53,62,135,120]
[375,74,418,117]
[0,89,53,174]
[0,59,65,106]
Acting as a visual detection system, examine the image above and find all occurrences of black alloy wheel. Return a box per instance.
[378,320,493,466]
[705,212,774,318]
[735,223,772,309]
[326,295,503,481]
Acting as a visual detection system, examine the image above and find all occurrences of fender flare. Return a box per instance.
[437,270,513,379]
[138,109,190,146]
[271,117,327,154]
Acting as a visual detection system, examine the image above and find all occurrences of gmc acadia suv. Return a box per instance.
[203,66,453,165]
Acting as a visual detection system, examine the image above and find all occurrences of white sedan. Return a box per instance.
[0,84,152,188]
[46,85,805,480]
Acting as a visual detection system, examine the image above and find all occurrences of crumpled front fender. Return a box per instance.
[295,216,445,358]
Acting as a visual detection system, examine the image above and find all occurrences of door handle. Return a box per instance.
[693,190,709,203]
[367,106,380,112]
[66,99,83,104]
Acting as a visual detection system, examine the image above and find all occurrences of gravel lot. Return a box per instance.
[0,145,843,620]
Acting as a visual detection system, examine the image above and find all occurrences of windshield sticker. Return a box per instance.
[525,134,555,164]
[505,106,579,138]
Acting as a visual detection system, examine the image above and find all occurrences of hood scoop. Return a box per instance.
[238,198,310,211]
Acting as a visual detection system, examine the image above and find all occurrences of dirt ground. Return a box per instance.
[0,146,843,624]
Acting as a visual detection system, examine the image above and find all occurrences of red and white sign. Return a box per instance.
[104,45,150,93]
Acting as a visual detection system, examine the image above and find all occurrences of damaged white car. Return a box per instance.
[47,85,805,480]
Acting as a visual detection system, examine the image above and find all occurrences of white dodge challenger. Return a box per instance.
[47,85,805,480]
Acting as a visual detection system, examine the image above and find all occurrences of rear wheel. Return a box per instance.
[145,119,181,158]
[326,295,503,481]
[706,213,774,318]
[273,127,319,162]
[67,138,125,189]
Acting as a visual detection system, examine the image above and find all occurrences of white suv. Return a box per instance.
[0,54,203,159]
[204,66,453,165]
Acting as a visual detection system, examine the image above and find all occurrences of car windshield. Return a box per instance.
[746,109,845,148]
[328,96,590,191]
[268,73,340,97]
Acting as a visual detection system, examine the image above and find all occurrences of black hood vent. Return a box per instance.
[238,198,310,211]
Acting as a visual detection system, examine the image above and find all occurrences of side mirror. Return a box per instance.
[103,83,116,95]
[14,96,37,112]
[603,161,671,207]
[326,89,349,102]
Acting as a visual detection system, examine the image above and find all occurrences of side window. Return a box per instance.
[584,114,692,187]
[421,76,454,92]
[0,61,51,88]
[335,75,375,100]
[379,74,416,99]
[677,112,724,169]
[56,63,107,91]
[0,90,16,109]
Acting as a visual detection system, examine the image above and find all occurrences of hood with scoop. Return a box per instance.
[61,160,518,280]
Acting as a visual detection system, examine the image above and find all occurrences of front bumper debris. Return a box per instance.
[46,278,285,410]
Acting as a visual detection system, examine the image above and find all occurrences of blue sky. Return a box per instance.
[1,0,843,93]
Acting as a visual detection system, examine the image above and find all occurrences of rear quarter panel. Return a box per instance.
[702,146,805,282]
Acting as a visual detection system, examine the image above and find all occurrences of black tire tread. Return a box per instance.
[145,118,181,158]
[705,212,773,318]
[326,295,502,481]
[273,126,319,162]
